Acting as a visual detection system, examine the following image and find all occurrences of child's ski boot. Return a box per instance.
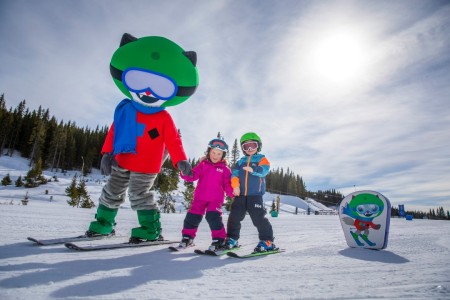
[254,240,275,252]
[208,239,226,252]
[177,236,195,249]
[226,238,239,250]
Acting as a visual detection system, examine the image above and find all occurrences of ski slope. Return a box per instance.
[1,155,449,299]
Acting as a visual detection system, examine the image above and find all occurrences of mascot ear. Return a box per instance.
[120,33,138,47]
[183,51,197,66]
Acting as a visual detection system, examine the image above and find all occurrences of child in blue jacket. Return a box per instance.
[226,132,276,252]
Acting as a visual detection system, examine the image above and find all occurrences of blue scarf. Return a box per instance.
[113,99,165,154]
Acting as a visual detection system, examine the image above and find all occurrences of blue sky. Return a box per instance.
[1,0,449,211]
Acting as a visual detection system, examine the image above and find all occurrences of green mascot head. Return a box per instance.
[110,33,199,108]
[349,193,384,220]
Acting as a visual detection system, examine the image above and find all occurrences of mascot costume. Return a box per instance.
[87,33,198,243]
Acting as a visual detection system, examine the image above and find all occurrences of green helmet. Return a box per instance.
[240,132,262,152]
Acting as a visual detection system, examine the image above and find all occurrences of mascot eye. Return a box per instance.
[369,204,379,214]
[122,68,178,100]
[356,205,365,213]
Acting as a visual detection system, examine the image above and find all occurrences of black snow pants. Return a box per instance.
[226,195,274,241]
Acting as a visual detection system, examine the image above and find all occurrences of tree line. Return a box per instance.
[0,94,108,174]
[1,94,448,219]
[391,206,450,220]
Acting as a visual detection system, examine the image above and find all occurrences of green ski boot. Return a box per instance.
[130,210,162,243]
[87,204,118,236]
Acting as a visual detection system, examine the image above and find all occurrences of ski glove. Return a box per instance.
[177,160,193,177]
[100,153,118,176]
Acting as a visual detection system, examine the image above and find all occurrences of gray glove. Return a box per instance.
[177,160,193,177]
[100,153,118,176]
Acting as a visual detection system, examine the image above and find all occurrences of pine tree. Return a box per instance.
[182,180,195,210]
[66,175,79,207]
[15,175,24,187]
[1,174,12,186]
[24,158,46,187]
[231,138,240,168]
[47,121,67,172]
[78,179,94,208]
[155,159,179,213]
[6,100,26,157]
[0,94,13,156]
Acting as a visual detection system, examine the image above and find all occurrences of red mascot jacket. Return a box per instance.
[102,110,187,173]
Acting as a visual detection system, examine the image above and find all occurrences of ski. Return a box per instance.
[65,239,177,251]
[27,234,113,246]
[168,244,195,252]
[194,247,240,256]
[226,248,285,259]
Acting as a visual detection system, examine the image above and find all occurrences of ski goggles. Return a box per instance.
[110,64,197,99]
[121,68,178,100]
[209,139,228,151]
[242,141,258,151]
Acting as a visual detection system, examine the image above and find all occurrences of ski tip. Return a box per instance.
[226,251,239,258]
[27,237,40,244]
[194,249,205,255]
[204,250,221,256]
[64,242,80,250]
[27,237,47,245]
[168,246,180,252]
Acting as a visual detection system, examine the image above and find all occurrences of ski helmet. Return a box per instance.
[240,132,262,153]
[208,138,229,152]
[207,138,229,160]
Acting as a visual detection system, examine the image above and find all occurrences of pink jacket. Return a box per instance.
[181,159,234,203]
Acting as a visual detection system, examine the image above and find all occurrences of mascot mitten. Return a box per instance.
[100,153,118,176]
[88,204,118,235]
[87,33,199,242]
[177,160,193,176]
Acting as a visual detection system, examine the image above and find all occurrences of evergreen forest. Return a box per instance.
[1,94,448,220]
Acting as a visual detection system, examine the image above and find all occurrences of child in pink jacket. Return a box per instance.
[177,138,234,251]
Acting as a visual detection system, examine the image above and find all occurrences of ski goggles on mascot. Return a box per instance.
[242,141,259,152]
[122,68,178,100]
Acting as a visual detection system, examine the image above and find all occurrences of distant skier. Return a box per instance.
[177,138,234,251]
[226,132,276,252]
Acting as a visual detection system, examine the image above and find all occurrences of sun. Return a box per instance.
[309,29,368,85]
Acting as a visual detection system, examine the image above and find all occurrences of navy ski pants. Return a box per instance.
[226,195,274,241]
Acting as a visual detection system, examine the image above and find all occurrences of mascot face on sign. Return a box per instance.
[109,34,199,108]
[349,193,384,220]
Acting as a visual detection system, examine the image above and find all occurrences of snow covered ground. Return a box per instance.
[1,155,450,299]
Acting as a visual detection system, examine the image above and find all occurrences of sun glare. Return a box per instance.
[310,29,368,85]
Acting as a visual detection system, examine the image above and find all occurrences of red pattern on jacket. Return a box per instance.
[353,219,378,231]
[102,110,187,173]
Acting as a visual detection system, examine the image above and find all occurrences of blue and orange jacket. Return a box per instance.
[231,154,270,196]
